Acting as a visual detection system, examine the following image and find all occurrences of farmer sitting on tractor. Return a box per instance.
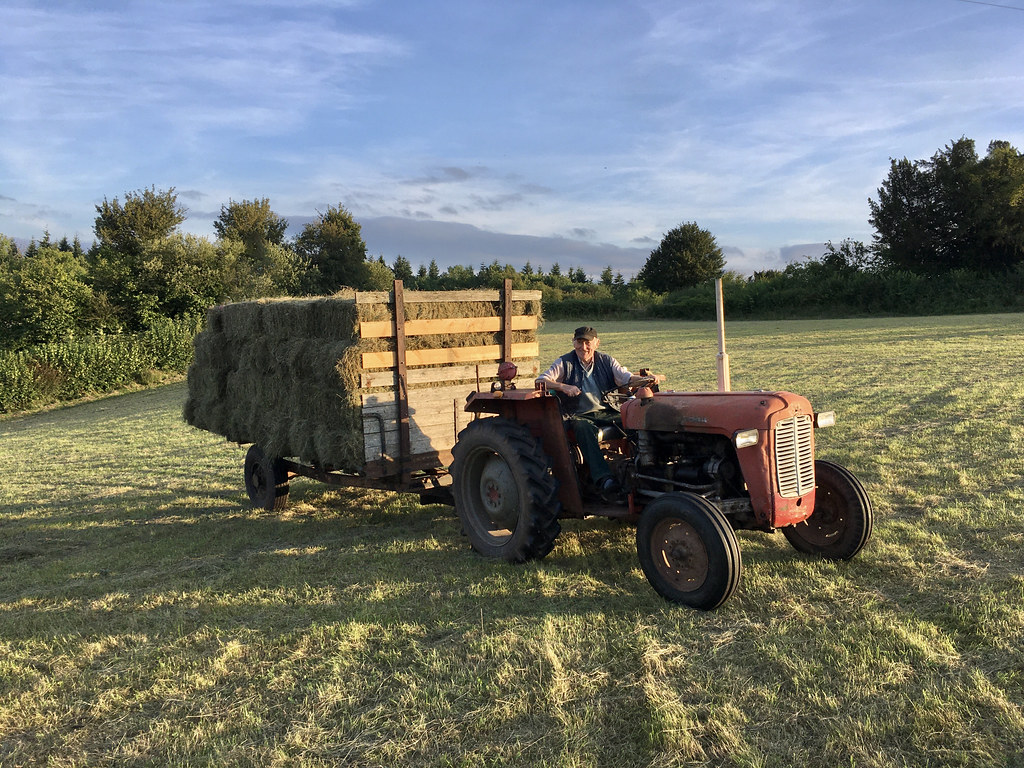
[536,325,661,495]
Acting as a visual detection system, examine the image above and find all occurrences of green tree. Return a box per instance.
[821,239,879,273]
[637,222,725,292]
[214,198,306,297]
[88,186,189,328]
[600,266,614,286]
[976,140,1024,268]
[392,255,414,284]
[214,198,289,251]
[363,258,396,290]
[0,245,95,348]
[294,204,368,293]
[869,137,1024,273]
[93,186,186,257]
[440,264,476,290]
[0,234,19,259]
[415,259,442,290]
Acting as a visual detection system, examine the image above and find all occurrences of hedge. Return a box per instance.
[0,314,203,413]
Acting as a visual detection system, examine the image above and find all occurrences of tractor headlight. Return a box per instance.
[815,411,835,428]
[734,429,759,449]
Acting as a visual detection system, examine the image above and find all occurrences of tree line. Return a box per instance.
[3,135,1023,355]
[0,187,708,352]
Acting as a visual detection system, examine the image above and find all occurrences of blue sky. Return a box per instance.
[1,0,1022,278]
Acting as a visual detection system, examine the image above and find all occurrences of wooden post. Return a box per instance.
[715,278,731,392]
[392,280,411,469]
[501,278,513,363]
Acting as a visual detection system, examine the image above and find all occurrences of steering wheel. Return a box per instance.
[604,368,662,410]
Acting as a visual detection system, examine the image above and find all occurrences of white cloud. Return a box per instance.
[1,0,1022,274]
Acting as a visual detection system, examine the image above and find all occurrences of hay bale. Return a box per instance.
[184,288,541,473]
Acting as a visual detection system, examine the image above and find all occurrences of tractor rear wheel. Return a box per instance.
[451,417,561,562]
[636,492,742,610]
[782,460,872,560]
[244,445,290,511]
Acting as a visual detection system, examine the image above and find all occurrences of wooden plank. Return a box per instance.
[361,383,497,462]
[364,418,477,459]
[363,396,475,462]
[356,289,542,305]
[363,415,492,465]
[359,314,538,339]
[361,341,539,370]
[360,360,540,389]
[362,388,473,424]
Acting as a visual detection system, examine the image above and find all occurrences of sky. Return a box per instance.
[1,0,1022,279]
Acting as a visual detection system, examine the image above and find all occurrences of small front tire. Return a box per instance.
[782,460,872,560]
[636,492,742,610]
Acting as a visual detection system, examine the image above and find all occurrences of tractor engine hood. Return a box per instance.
[620,390,814,434]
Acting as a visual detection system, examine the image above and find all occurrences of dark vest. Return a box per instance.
[555,350,618,414]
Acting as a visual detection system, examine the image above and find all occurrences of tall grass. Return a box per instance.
[1,315,1022,766]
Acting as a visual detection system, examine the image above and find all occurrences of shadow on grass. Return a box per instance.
[1,482,673,640]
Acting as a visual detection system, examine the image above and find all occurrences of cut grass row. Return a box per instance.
[1,314,1022,766]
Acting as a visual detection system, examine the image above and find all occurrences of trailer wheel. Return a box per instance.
[451,418,561,562]
[636,492,742,610]
[244,445,290,511]
[782,460,872,560]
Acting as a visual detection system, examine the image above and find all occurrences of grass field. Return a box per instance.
[2,314,1023,767]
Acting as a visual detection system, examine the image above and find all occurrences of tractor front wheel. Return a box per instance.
[244,445,290,511]
[451,418,561,562]
[636,492,742,610]
[782,459,872,560]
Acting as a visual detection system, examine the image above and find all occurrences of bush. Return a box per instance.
[0,315,200,413]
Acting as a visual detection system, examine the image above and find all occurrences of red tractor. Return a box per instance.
[450,371,872,610]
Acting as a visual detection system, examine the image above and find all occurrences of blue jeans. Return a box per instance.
[566,411,621,484]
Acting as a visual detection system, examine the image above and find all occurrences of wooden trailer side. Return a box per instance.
[355,280,541,479]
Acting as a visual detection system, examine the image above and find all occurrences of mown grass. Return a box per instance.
[2,315,1023,767]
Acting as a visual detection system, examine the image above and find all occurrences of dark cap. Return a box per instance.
[573,326,598,340]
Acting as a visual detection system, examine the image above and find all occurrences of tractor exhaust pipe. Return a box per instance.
[715,278,731,392]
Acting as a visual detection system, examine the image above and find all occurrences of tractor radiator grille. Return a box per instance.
[774,415,815,498]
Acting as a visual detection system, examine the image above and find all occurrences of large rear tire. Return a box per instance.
[244,445,290,511]
[782,459,872,560]
[450,418,561,562]
[636,492,742,610]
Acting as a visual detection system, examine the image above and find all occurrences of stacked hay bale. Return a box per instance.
[184,288,541,473]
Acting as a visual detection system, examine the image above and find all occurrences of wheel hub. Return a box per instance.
[478,455,519,530]
[800,488,844,543]
[652,519,708,592]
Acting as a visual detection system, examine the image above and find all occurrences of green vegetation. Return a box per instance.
[636,221,725,292]
[870,138,1024,274]
[0,315,200,413]
[2,135,1023,413]
[2,316,1022,766]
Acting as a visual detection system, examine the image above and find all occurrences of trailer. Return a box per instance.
[184,279,539,508]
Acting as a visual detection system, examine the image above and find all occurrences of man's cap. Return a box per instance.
[573,326,598,340]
